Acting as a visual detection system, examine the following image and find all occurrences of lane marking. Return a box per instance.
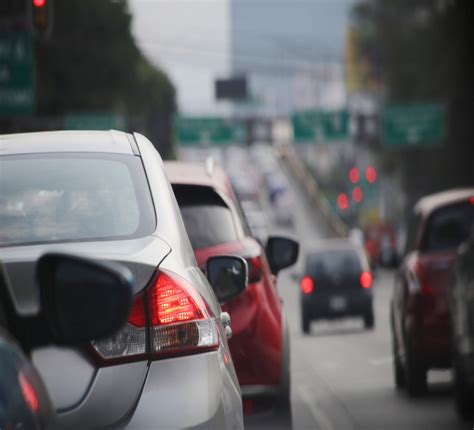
[297,385,336,430]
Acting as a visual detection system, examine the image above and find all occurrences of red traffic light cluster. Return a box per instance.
[348,166,377,184]
[339,166,377,212]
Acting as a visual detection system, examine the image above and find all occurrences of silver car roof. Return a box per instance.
[0,130,135,155]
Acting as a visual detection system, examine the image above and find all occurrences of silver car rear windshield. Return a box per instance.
[0,153,156,246]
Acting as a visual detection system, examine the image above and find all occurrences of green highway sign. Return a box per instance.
[382,103,445,148]
[176,117,244,146]
[292,109,349,143]
[64,113,127,130]
[0,32,35,115]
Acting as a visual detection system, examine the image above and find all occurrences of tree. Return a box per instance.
[351,0,474,206]
[34,0,176,157]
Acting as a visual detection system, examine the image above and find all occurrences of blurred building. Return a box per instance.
[230,0,355,117]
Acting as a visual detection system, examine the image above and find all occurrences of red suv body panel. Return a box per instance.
[393,189,474,370]
[403,251,456,364]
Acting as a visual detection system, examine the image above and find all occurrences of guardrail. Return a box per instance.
[278,144,349,238]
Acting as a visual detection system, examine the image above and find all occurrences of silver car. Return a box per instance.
[0,130,243,429]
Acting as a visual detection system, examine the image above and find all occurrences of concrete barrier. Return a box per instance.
[278,144,349,238]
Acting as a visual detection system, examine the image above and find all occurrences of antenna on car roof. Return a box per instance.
[205,157,215,177]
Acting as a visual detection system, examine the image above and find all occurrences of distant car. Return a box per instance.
[0,131,244,429]
[364,223,398,268]
[165,161,299,416]
[449,234,474,419]
[391,188,474,397]
[300,239,374,333]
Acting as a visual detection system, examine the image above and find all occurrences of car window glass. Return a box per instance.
[423,202,473,252]
[0,154,156,246]
[306,249,362,279]
[180,205,238,249]
[172,184,239,249]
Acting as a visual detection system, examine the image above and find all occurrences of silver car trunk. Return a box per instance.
[0,235,170,413]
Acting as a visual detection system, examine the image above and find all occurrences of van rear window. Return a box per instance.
[306,249,362,279]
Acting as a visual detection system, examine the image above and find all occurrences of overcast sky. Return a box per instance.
[129,0,355,115]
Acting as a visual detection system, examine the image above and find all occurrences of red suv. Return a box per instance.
[165,161,299,414]
[391,189,474,396]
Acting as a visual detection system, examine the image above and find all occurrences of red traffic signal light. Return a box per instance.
[337,193,349,211]
[30,0,53,39]
[365,166,377,184]
[349,167,359,184]
[352,186,363,203]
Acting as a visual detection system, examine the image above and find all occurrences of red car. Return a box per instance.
[165,161,299,414]
[391,188,474,396]
[364,223,398,268]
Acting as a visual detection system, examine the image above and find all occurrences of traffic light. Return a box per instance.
[337,193,349,211]
[349,167,360,184]
[30,0,53,39]
[352,186,363,203]
[365,166,377,184]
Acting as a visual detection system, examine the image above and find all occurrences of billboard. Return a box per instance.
[215,77,247,101]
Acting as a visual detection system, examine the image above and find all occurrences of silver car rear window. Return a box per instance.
[0,153,156,246]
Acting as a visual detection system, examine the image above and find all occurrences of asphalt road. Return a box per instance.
[246,161,474,430]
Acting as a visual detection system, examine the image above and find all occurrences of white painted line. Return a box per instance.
[297,385,336,430]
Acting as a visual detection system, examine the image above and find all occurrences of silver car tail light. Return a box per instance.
[91,293,147,362]
[147,272,219,358]
[90,271,219,364]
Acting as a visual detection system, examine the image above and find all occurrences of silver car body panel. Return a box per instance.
[1,237,171,315]
[59,361,149,428]
[126,351,243,430]
[0,129,135,155]
[31,346,96,410]
[0,131,242,429]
